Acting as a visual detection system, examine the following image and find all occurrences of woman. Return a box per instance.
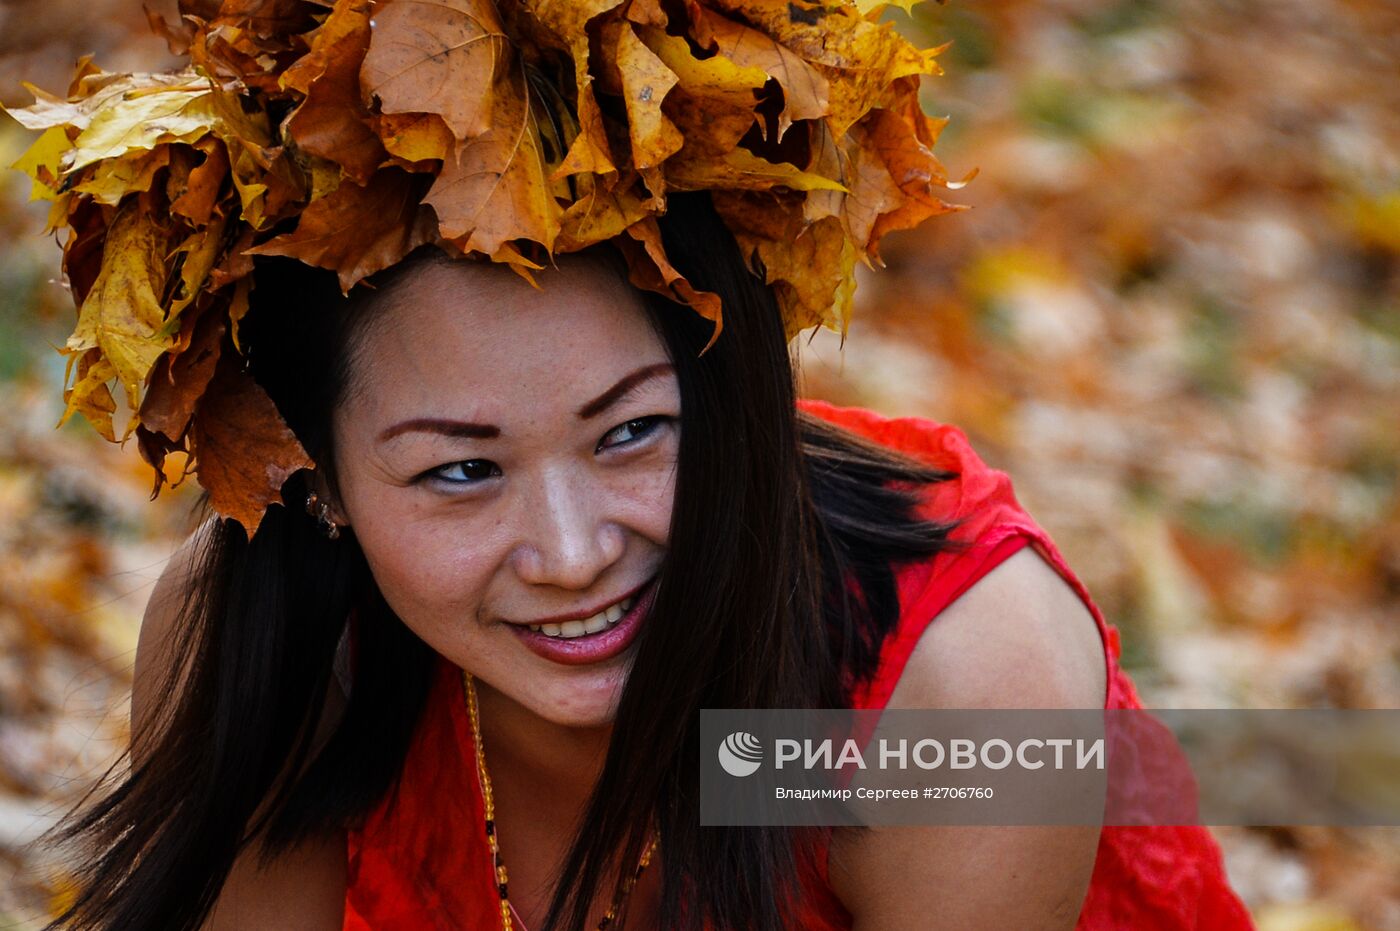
[14,1,1255,928]
[44,193,1255,931]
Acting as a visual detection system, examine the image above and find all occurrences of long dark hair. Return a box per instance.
[38,192,967,931]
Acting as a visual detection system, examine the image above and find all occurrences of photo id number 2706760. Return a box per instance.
[923,786,995,799]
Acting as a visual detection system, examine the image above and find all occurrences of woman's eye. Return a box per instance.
[599,415,668,451]
[426,459,501,485]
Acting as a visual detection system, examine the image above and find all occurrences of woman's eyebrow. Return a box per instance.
[575,362,676,420]
[378,419,499,443]
[376,362,677,444]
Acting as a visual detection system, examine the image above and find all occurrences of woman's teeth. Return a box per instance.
[529,596,635,638]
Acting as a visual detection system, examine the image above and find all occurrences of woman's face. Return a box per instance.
[330,253,679,728]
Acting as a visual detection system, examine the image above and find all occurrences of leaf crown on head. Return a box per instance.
[6,0,969,536]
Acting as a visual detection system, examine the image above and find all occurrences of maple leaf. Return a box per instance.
[687,2,830,140]
[281,0,386,184]
[555,173,650,252]
[213,0,319,39]
[73,146,173,206]
[426,63,564,255]
[140,305,228,442]
[715,196,855,340]
[553,81,617,178]
[169,139,232,226]
[612,22,684,170]
[57,349,119,442]
[863,105,968,258]
[634,24,766,159]
[620,217,724,352]
[246,167,437,292]
[168,217,233,322]
[9,126,72,201]
[707,0,945,138]
[374,112,456,165]
[190,353,313,538]
[67,84,219,172]
[667,147,847,193]
[4,69,208,134]
[805,120,902,258]
[361,0,510,143]
[516,0,626,178]
[62,204,174,432]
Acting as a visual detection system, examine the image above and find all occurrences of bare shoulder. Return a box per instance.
[133,517,348,931]
[826,544,1108,930]
[892,543,1109,712]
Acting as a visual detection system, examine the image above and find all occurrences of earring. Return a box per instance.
[304,490,343,540]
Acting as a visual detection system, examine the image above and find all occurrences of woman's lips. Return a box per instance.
[509,576,658,666]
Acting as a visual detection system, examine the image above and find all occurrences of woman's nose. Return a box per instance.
[510,467,624,590]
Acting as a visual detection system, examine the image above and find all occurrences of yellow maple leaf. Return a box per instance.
[63,205,174,429]
[8,126,72,201]
[613,23,684,170]
[68,85,218,172]
[667,147,849,193]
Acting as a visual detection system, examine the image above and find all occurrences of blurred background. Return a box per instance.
[1,0,1397,927]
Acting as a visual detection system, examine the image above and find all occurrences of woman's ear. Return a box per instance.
[306,468,351,531]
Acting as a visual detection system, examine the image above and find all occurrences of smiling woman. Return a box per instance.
[16,0,1256,928]
[322,252,680,727]
[67,194,976,931]
[40,191,1256,931]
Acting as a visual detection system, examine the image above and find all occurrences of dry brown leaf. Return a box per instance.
[863,106,963,256]
[361,0,509,142]
[426,65,563,255]
[555,172,650,251]
[688,2,830,139]
[621,216,723,350]
[520,0,624,179]
[190,351,313,538]
[245,167,437,292]
[281,0,385,184]
[140,305,227,441]
[168,216,232,321]
[170,139,231,226]
[715,192,854,337]
[636,24,764,158]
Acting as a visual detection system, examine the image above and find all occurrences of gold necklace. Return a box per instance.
[462,670,660,930]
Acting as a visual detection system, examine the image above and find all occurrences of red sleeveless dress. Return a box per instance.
[342,399,1257,930]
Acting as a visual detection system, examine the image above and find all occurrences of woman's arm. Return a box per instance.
[132,519,348,931]
[827,546,1108,930]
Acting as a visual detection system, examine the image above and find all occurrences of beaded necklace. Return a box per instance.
[462,671,660,931]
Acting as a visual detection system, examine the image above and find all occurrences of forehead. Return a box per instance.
[343,253,669,414]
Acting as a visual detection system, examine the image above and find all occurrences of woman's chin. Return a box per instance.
[514,665,630,730]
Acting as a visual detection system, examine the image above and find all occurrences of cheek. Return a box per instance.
[355,512,500,627]
[618,441,679,543]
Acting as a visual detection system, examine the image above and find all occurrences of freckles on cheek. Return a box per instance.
[358,523,491,624]
[635,467,678,537]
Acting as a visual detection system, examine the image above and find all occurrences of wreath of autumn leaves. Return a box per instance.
[5,0,969,536]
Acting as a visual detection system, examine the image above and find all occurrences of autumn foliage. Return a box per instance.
[4,0,967,535]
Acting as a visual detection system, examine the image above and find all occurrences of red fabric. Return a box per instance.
[343,399,1256,930]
